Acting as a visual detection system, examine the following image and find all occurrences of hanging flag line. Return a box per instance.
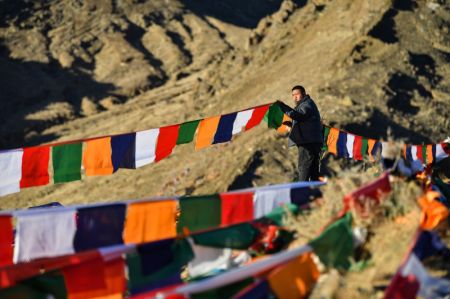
[0,181,323,267]
[0,198,303,292]
[321,124,450,165]
[1,101,448,197]
[0,102,276,197]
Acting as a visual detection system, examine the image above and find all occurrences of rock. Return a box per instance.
[81,97,99,116]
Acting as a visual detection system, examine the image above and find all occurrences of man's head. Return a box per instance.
[291,85,306,104]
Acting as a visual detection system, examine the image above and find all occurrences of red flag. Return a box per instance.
[20,146,50,188]
[155,125,180,162]
[0,216,13,267]
[220,192,254,225]
[353,136,363,161]
[245,105,270,130]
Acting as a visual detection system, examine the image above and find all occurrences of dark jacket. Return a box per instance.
[278,95,323,146]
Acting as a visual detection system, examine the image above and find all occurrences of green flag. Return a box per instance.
[266,103,284,129]
[309,212,354,270]
[361,138,369,158]
[322,127,330,151]
[52,143,82,183]
[192,222,259,250]
[264,203,298,226]
[177,120,200,144]
[177,195,222,234]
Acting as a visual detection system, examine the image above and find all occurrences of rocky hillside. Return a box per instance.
[0,0,449,209]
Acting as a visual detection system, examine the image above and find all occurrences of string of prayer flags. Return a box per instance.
[123,200,177,244]
[82,137,114,176]
[253,187,291,219]
[13,210,77,263]
[20,146,50,187]
[309,212,354,270]
[73,204,126,252]
[52,143,82,182]
[0,149,23,196]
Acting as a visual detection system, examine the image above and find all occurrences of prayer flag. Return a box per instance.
[220,192,254,226]
[213,113,238,144]
[135,129,159,168]
[232,109,254,135]
[418,192,449,230]
[83,137,114,176]
[309,212,353,270]
[413,231,449,261]
[326,128,339,155]
[245,105,270,131]
[253,188,291,218]
[346,134,355,159]
[111,133,136,170]
[435,143,448,162]
[427,145,434,165]
[123,200,177,244]
[322,127,330,151]
[52,143,82,183]
[195,116,221,150]
[177,195,221,233]
[74,204,126,252]
[353,136,363,160]
[20,146,50,187]
[268,253,319,299]
[0,149,23,196]
[417,145,424,164]
[276,114,292,134]
[400,254,450,299]
[177,120,200,145]
[337,131,348,158]
[266,103,284,129]
[13,210,77,263]
[62,255,108,298]
[0,216,14,267]
[156,125,180,162]
[367,139,377,161]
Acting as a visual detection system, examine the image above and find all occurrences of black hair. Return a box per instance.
[292,85,306,95]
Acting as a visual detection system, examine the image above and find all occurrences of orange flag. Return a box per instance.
[327,128,339,155]
[195,116,221,150]
[419,191,449,230]
[276,114,292,134]
[367,139,377,162]
[123,200,177,244]
[268,253,320,299]
[83,137,114,176]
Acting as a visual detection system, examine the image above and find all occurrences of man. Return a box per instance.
[276,85,323,181]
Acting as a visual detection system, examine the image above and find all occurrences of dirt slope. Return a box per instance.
[0,0,449,209]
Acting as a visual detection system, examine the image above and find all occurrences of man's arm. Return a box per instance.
[276,100,312,121]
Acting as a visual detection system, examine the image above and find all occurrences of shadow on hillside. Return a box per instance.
[0,44,117,149]
[227,150,264,190]
[342,108,431,144]
[183,0,307,29]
